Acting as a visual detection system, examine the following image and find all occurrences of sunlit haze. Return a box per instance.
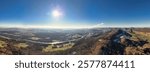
[52,10,62,18]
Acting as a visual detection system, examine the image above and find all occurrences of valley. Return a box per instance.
[0,28,150,55]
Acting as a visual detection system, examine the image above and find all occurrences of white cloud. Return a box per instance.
[91,22,105,28]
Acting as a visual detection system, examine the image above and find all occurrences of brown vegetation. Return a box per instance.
[0,28,150,55]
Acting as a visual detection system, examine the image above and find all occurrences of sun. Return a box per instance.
[52,10,62,18]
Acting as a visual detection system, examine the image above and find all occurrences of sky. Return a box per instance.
[0,0,150,28]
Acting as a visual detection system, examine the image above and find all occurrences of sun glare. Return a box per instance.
[52,10,62,18]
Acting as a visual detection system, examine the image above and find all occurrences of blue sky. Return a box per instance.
[0,0,150,28]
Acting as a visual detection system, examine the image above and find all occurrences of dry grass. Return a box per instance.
[14,43,28,49]
[135,32,150,42]
[42,44,74,52]
[0,40,7,48]
[130,31,150,42]
[125,47,144,55]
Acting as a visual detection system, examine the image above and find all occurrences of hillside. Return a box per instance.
[0,28,150,55]
[55,28,150,55]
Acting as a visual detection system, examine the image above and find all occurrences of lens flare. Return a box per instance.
[52,10,62,18]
